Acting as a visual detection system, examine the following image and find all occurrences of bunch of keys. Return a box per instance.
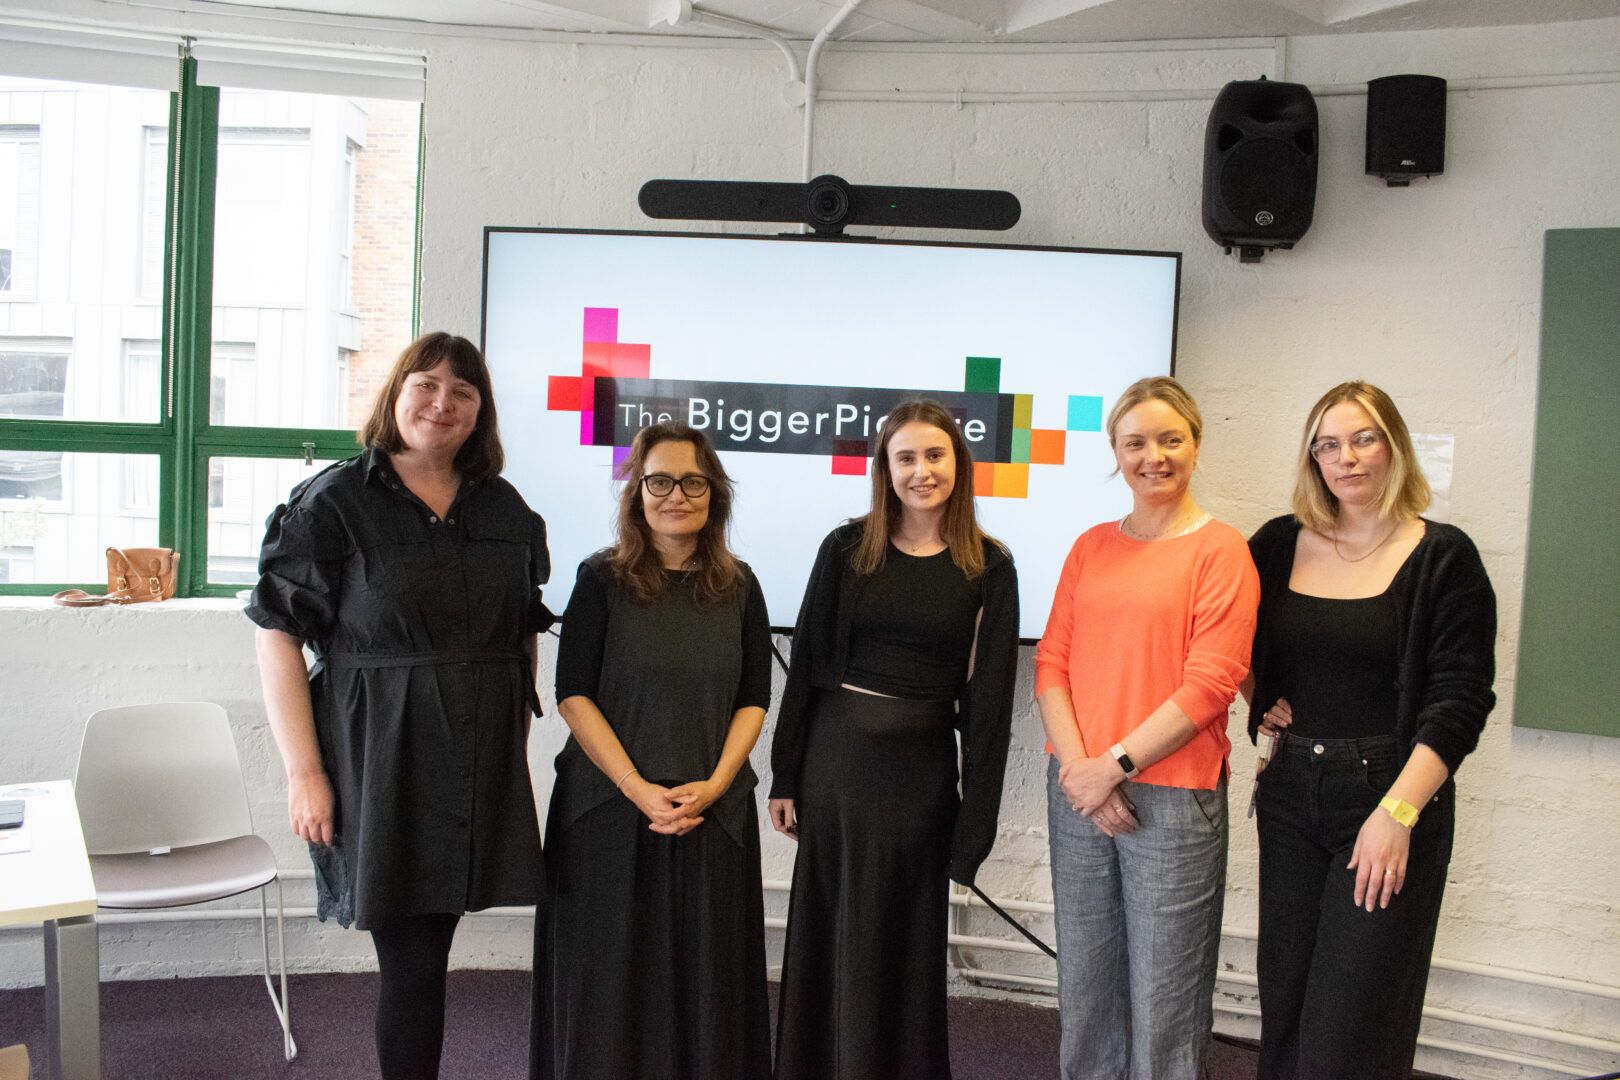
[1246,729,1277,819]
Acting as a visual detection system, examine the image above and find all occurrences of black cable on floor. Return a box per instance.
[968,884,1057,960]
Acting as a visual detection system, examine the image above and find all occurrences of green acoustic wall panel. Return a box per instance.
[1514,228,1620,736]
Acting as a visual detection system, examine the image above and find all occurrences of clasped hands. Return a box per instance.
[1058,754,1138,837]
[623,774,723,836]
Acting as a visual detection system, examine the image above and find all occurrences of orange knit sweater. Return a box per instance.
[1034,519,1260,791]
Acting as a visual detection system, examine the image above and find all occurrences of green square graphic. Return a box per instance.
[964,356,1001,394]
[1067,395,1104,431]
[1011,429,1031,464]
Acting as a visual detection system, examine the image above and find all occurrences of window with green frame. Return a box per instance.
[0,42,423,596]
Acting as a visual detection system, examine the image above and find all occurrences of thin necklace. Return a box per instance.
[1332,520,1401,562]
[1120,510,1210,541]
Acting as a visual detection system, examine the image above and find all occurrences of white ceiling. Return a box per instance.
[122,0,1620,44]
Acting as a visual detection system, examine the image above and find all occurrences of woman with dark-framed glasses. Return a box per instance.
[1245,382,1496,1079]
[532,421,772,1080]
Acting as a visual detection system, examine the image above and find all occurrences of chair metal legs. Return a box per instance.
[257,879,297,1061]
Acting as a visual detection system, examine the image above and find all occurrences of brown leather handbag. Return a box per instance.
[52,548,181,607]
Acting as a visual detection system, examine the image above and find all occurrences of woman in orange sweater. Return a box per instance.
[1035,376,1259,1080]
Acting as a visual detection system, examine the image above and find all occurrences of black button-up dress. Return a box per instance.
[246,451,553,930]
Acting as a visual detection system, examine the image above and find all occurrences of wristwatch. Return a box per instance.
[1110,742,1139,780]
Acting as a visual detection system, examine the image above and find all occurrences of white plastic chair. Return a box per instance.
[73,701,296,1061]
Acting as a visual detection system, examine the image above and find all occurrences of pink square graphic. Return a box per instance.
[583,308,618,344]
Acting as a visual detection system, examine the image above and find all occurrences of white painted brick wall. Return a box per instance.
[3,7,1619,1077]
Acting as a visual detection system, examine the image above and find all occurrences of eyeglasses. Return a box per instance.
[642,473,711,498]
[1309,429,1384,464]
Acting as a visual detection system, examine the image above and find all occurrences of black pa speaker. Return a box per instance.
[1366,74,1446,186]
[1202,77,1319,263]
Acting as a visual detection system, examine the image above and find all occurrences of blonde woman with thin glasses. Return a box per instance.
[1245,381,1497,1079]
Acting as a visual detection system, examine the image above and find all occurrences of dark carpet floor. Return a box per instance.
[0,970,1442,1079]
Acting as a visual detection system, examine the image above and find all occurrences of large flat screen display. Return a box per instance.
[482,228,1179,640]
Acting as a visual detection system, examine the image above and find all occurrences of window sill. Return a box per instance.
[0,596,246,613]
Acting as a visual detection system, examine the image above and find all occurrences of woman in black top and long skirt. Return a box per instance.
[769,399,1020,1080]
[533,421,772,1080]
[1246,382,1496,1079]
[249,332,552,1080]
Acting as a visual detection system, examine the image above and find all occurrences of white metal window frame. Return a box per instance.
[0,17,424,101]
[0,124,41,300]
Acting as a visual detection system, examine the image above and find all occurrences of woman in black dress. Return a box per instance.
[533,421,772,1080]
[769,399,1020,1080]
[249,332,552,1080]
[1246,382,1496,1078]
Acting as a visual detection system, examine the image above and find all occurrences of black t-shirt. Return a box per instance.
[843,547,982,700]
[1271,586,1400,739]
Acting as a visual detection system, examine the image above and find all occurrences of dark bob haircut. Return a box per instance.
[358,332,504,480]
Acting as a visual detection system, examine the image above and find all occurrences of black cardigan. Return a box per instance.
[768,521,1021,887]
[1247,515,1497,775]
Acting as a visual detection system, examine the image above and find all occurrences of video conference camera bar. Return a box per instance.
[638,174,1021,236]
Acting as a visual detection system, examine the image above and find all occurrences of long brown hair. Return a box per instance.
[852,399,999,579]
[358,332,504,480]
[606,422,743,604]
[1291,380,1431,533]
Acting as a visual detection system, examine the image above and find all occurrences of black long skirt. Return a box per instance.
[531,789,771,1080]
[774,688,960,1080]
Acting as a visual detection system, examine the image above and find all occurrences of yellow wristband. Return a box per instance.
[1379,796,1419,828]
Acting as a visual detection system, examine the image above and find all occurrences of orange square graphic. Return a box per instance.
[1029,429,1066,466]
[974,461,997,497]
[991,463,1029,498]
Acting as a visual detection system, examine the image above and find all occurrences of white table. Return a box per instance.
[0,780,101,1080]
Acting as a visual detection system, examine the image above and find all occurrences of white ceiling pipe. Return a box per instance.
[649,0,802,86]
[810,69,1620,108]
[800,0,867,186]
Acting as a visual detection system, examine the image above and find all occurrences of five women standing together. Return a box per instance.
[252,335,1495,1080]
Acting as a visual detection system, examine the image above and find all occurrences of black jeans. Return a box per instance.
[1255,735,1454,1080]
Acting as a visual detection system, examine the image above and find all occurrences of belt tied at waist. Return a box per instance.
[322,647,526,669]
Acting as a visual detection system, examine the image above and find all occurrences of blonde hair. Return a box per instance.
[852,399,999,579]
[1291,381,1431,533]
[1105,376,1203,448]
